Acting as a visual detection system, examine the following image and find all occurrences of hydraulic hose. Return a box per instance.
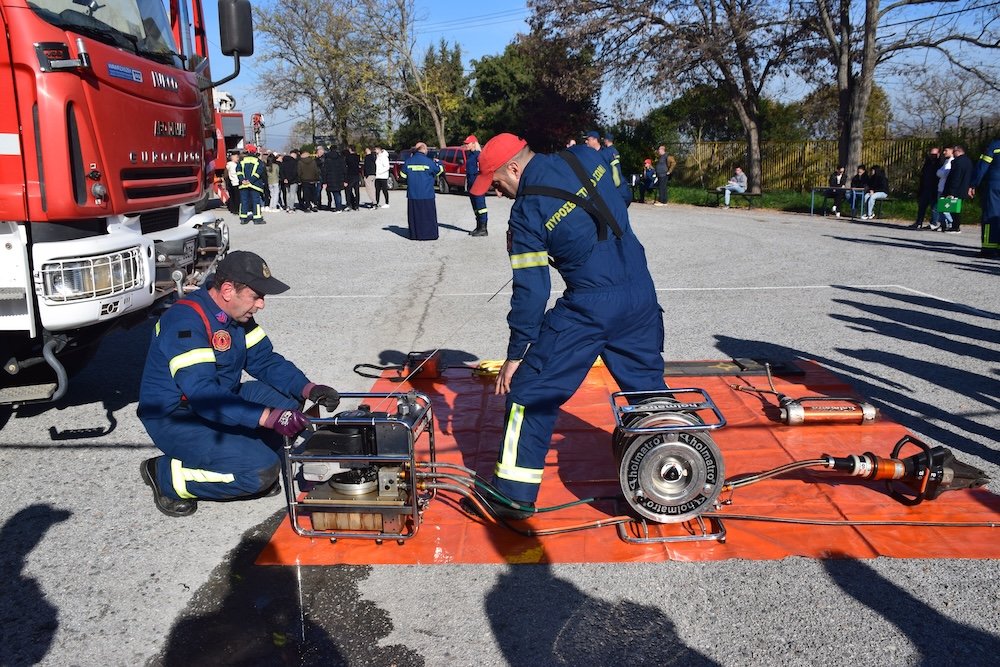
[414,469,618,512]
[723,459,830,490]
[703,512,998,528]
[419,482,633,537]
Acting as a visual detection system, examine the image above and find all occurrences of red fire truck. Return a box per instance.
[0,0,253,404]
[210,91,245,204]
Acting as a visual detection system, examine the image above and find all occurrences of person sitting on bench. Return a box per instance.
[861,165,889,220]
[717,167,747,208]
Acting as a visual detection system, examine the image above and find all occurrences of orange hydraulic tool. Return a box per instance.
[730,363,877,425]
[821,435,990,505]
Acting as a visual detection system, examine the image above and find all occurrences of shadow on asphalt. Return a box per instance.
[483,557,720,666]
[0,319,153,438]
[381,221,473,239]
[436,372,717,665]
[826,232,985,261]
[825,557,1000,664]
[151,511,422,667]
[714,282,1000,466]
[0,504,72,667]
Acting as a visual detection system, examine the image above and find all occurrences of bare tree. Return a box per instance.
[894,66,995,136]
[529,0,804,192]
[254,0,383,146]
[358,0,466,147]
[804,0,1000,171]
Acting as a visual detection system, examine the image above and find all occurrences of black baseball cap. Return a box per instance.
[215,251,289,295]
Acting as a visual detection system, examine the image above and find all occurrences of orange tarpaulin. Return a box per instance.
[257,361,998,565]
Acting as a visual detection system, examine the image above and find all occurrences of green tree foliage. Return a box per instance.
[614,86,809,173]
[462,30,602,152]
[359,1,467,147]
[394,41,466,147]
[798,84,892,142]
[759,99,810,143]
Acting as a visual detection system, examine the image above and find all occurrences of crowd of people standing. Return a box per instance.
[224,144,394,222]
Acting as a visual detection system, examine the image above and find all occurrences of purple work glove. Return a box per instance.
[263,408,310,437]
[304,383,341,410]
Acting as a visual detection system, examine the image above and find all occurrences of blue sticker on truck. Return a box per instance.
[107,63,143,83]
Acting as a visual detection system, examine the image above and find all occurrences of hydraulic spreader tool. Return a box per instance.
[281,380,991,546]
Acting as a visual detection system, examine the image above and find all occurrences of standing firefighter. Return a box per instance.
[971,138,1000,258]
[237,144,266,224]
[400,142,444,240]
[467,133,667,518]
[464,135,489,236]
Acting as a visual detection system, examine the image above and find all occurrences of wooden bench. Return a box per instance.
[705,189,762,210]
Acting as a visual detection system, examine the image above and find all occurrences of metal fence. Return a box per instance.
[672,138,943,194]
[670,130,999,194]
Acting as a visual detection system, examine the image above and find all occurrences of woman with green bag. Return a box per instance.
[940,145,973,233]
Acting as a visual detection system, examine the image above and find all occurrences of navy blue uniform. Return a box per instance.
[599,144,632,206]
[495,145,667,503]
[973,139,1000,256]
[237,154,266,223]
[466,150,488,225]
[138,287,308,500]
[401,152,444,240]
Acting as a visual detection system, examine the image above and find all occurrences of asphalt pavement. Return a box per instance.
[0,192,997,666]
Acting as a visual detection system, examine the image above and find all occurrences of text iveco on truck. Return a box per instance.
[0,0,254,404]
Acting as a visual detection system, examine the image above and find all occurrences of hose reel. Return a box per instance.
[610,390,727,525]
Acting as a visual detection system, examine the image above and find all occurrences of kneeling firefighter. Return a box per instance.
[137,251,341,517]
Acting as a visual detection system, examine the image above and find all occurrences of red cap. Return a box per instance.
[463,135,478,145]
[469,133,527,196]
[244,143,257,153]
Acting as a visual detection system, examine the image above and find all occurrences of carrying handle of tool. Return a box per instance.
[353,362,407,382]
[886,435,933,506]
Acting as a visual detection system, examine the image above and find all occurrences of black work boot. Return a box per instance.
[470,222,488,237]
[459,495,534,521]
[140,458,198,517]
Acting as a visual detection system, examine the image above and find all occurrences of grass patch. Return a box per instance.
[639,185,983,224]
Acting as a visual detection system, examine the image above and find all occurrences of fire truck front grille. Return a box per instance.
[139,208,180,234]
[120,167,199,202]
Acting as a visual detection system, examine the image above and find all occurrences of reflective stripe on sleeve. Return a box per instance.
[983,154,994,164]
[171,458,235,499]
[510,251,548,270]
[494,403,544,484]
[245,326,267,348]
[168,348,216,376]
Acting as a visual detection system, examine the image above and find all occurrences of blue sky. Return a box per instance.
[202,1,531,148]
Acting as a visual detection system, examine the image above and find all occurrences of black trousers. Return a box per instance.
[657,176,669,203]
[345,180,360,209]
[914,189,936,225]
[375,179,389,205]
[226,182,239,213]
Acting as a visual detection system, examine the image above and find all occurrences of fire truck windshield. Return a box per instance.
[29,0,183,68]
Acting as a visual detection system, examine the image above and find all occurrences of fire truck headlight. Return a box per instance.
[91,183,109,200]
[41,248,142,302]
